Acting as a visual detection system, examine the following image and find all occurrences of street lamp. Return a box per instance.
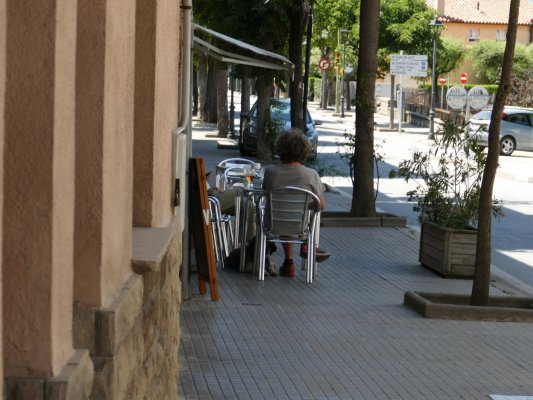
[428,18,444,140]
[340,28,349,118]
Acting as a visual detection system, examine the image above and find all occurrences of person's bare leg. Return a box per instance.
[280,243,295,277]
[282,243,294,261]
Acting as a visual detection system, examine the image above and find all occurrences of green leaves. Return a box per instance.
[389,120,503,230]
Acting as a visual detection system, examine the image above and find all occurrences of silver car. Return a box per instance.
[466,106,533,156]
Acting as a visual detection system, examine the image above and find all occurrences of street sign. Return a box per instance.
[460,72,468,84]
[318,58,331,71]
[446,85,468,110]
[390,54,428,77]
[468,86,490,110]
[439,77,447,85]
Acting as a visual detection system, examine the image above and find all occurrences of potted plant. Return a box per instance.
[390,120,503,278]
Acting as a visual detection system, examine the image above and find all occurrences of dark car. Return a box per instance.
[239,98,321,158]
[466,106,533,156]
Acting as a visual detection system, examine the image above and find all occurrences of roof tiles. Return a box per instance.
[426,0,533,24]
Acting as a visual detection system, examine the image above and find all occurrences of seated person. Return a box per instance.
[262,129,331,278]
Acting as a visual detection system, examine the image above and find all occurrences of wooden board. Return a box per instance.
[189,158,219,301]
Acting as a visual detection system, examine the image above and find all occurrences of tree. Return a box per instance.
[507,68,533,108]
[379,0,435,128]
[351,0,380,217]
[470,39,532,84]
[313,0,359,109]
[436,37,466,76]
[471,0,520,306]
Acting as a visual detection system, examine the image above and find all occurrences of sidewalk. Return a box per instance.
[179,112,533,399]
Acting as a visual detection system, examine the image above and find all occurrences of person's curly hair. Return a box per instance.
[275,129,310,163]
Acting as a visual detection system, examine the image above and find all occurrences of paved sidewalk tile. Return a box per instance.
[179,226,533,399]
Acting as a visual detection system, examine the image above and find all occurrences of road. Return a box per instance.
[309,101,533,293]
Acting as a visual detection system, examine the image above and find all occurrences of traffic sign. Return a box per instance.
[390,54,428,77]
[319,58,331,71]
[460,72,468,84]
[439,77,447,85]
[468,86,490,110]
[446,85,468,110]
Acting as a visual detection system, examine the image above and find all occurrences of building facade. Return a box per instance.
[427,0,533,84]
[0,0,191,398]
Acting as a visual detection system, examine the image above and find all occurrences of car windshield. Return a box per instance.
[271,102,291,122]
[252,100,312,124]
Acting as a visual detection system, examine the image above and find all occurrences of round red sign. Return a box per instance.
[439,77,446,85]
[318,58,331,71]
[460,73,468,84]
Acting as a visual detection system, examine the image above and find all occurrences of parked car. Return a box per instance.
[239,98,321,158]
[466,106,533,156]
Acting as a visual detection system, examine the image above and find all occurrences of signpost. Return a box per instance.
[446,85,490,121]
[468,86,490,110]
[460,72,468,85]
[318,57,331,71]
[439,77,447,108]
[390,54,429,77]
[390,54,429,133]
[446,85,468,110]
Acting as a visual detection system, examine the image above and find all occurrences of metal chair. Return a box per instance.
[208,195,234,268]
[215,158,253,191]
[255,186,321,283]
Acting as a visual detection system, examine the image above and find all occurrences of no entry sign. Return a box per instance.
[460,73,468,84]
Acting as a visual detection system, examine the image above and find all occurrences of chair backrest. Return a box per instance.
[215,158,253,190]
[223,166,247,188]
[259,186,320,237]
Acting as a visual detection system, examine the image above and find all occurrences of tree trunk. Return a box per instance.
[471,0,520,306]
[288,3,304,130]
[241,77,251,114]
[350,0,380,217]
[197,53,208,121]
[206,59,218,124]
[216,65,229,137]
[256,76,273,161]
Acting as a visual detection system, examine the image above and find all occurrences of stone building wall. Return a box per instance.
[1,0,187,398]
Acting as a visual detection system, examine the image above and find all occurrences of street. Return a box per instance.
[308,101,533,293]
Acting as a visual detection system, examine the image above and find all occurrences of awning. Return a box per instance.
[192,24,294,75]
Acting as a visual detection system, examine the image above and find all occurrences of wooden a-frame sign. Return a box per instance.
[189,157,219,301]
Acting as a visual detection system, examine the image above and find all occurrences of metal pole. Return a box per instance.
[229,68,236,139]
[340,40,346,118]
[428,29,438,140]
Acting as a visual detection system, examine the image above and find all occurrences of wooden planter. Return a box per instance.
[419,221,477,278]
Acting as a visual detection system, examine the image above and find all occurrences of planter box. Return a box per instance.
[321,211,406,228]
[405,291,533,322]
[419,221,476,278]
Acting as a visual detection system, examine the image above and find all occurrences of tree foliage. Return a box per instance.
[378,0,436,75]
[437,37,466,76]
[507,69,533,108]
[469,39,533,84]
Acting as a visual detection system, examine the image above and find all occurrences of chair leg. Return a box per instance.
[257,233,267,280]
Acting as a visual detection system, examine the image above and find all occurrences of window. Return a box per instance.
[468,28,480,41]
[496,30,506,41]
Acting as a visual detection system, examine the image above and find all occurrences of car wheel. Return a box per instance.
[499,136,515,156]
